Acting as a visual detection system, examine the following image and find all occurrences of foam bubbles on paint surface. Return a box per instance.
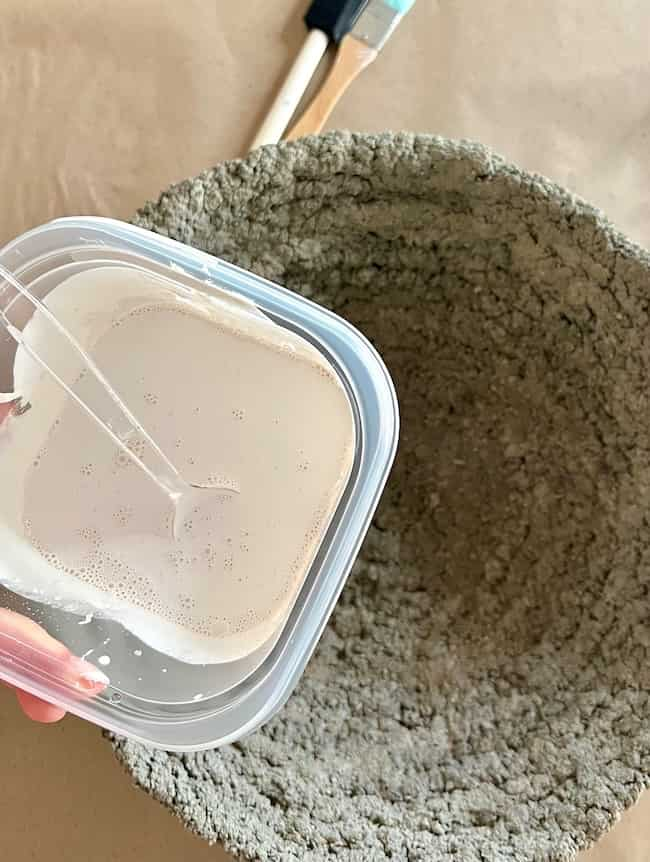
[2,265,356,663]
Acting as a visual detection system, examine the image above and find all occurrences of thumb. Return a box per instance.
[0,609,109,722]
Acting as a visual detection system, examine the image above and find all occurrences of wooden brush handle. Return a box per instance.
[250,29,329,150]
[286,35,377,140]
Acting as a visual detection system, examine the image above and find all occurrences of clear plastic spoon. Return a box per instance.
[0,264,238,538]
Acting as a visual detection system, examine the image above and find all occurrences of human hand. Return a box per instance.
[0,608,109,722]
[1,398,108,722]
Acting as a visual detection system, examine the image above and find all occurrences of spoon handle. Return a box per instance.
[0,264,193,504]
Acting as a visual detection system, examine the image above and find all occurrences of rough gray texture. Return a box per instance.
[110,133,650,861]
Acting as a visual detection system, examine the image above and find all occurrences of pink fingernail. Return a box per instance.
[77,667,110,691]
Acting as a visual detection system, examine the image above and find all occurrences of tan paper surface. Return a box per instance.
[2,1,650,246]
[1,1,649,858]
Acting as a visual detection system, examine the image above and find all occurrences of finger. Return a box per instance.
[1,678,67,723]
[14,689,67,723]
[0,608,69,654]
[0,609,109,717]
[0,400,13,424]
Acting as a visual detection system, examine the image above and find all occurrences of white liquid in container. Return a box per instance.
[0,266,356,663]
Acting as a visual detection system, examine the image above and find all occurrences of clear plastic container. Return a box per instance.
[0,217,398,750]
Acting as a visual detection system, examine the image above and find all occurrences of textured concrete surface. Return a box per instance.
[112,133,650,860]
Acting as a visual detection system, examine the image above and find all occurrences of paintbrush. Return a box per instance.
[250,0,368,150]
[286,0,415,140]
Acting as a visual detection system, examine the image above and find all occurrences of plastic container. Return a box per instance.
[0,217,398,750]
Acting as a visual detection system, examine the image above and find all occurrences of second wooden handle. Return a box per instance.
[286,35,377,141]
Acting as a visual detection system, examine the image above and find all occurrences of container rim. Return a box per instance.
[0,217,400,749]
